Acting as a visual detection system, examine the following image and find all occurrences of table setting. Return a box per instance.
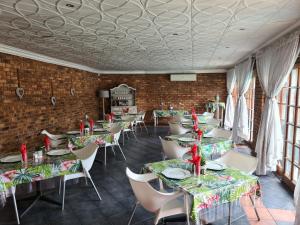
[145,158,260,222]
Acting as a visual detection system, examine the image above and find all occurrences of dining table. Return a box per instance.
[145,159,260,225]
[165,133,233,159]
[0,149,82,219]
[153,110,189,126]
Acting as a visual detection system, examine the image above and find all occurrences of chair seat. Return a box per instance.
[64,172,85,181]
[157,197,186,223]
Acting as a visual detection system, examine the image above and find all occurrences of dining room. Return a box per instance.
[0,0,300,225]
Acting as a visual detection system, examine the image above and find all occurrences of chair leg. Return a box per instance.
[111,146,116,156]
[11,188,20,225]
[117,144,126,161]
[86,173,102,201]
[126,132,129,139]
[61,179,66,211]
[127,202,138,225]
[143,122,149,134]
[249,195,260,221]
[58,177,62,195]
[123,131,125,146]
[131,130,138,142]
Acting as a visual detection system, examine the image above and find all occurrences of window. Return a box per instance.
[279,66,300,186]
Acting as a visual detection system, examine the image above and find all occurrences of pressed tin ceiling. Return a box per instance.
[0,0,300,73]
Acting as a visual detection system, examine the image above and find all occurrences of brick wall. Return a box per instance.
[99,74,227,122]
[0,52,227,154]
[0,53,100,154]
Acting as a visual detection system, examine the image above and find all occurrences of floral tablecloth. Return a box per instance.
[70,132,113,149]
[0,152,81,206]
[165,134,233,158]
[153,110,188,118]
[183,114,213,124]
[181,123,219,134]
[145,159,259,221]
[101,121,131,130]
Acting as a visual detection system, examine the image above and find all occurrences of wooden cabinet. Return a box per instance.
[110,84,137,114]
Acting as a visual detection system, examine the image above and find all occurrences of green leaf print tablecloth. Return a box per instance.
[0,152,81,193]
[153,110,189,118]
[70,132,113,149]
[101,121,131,130]
[165,134,233,158]
[183,114,212,124]
[145,159,259,221]
[181,123,219,134]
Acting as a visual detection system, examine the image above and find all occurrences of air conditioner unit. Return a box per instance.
[170,74,197,81]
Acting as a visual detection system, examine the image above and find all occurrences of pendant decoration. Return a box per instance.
[70,77,75,96]
[50,80,56,107]
[15,69,24,100]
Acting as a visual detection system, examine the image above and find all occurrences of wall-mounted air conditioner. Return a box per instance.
[170,74,197,81]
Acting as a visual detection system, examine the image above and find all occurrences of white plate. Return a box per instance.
[46,149,70,156]
[66,131,80,135]
[203,134,214,138]
[178,137,196,142]
[94,128,107,132]
[0,155,21,163]
[206,161,226,171]
[96,120,105,123]
[162,168,191,179]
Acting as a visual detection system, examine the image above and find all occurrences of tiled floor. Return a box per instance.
[0,126,296,225]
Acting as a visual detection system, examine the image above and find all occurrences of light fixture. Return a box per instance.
[66,3,74,7]
[99,90,109,119]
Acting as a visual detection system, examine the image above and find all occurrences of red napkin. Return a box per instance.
[20,143,27,162]
[193,124,198,132]
[188,144,198,155]
[89,119,94,131]
[44,136,51,151]
[188,154,201,175]
[80,120,84,133]
[191,107,196,114]
[197,130,203,141]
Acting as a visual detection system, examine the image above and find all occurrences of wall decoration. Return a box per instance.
[15,69,24,100]
[50,80,56,107]
[70,77,75,96]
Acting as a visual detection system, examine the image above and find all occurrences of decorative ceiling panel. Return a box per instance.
[0,0,299,72]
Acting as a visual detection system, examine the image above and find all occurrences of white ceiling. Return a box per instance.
[0,0,299,73]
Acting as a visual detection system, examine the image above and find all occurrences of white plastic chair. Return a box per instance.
[122,117,138,146]
[134,112,148,134]
[206,118,220,127]
[202,112,214,119]
[172,115,191,123]
[214,150,260,221]
[168,122,191,135]
[215,150,258,175]
[206,128,232,139]
[126,168,186,225]
[61,143,102,210]
[159,136,189,159]
[41,130,66,140]
[104,125,126,166]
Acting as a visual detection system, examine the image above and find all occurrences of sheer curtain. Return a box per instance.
[255,32,300,175]
[224,69,236,129]
[232,58,254,143]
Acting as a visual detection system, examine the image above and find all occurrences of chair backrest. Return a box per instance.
[109,125,122,143]
[159,136,189,159]
[126,168,168,212]
[203,112,214,119]
[137,111,146,121]
[295,177,300,206]
[168,122,189,135]
[209,128,232,139]
[108,123,122,133]
[215,150,258,174]
[72,143,98,172]
[172,115,190,123]
[206,118,220,126]
[50,138,66,148]
[41,130,65,140]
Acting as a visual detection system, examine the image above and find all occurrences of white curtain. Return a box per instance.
[255,32,300,175]
[295,178,300,225]
[232,58,254,143]
[224,69,236,129]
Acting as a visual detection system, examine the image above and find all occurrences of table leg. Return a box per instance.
[185,193,190,225]
[249,195,260,221]
[228,202,232,225]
